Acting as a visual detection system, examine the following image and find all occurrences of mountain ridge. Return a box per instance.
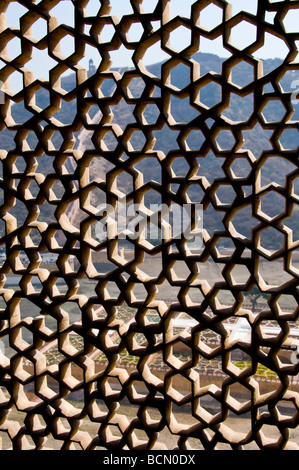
[1,52,298,248]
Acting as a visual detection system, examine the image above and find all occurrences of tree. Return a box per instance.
[244,285,269,312]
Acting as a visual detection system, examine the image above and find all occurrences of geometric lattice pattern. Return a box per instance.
[0,0,298,450]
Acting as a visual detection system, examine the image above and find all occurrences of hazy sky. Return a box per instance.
[3,0,299,92]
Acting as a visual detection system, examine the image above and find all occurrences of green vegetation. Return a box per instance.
[233,361,279,380]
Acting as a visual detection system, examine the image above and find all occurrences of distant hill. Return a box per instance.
[1,52,298,248]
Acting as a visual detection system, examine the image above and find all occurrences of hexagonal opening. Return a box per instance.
[275,400,298,421]
[230,349,252,370]
[86,102,101,121]
[260,190,286,220]
[127,76,146,98]
[128,130,147,152]
[166,373,193,403]
[171,157,190,177]
[197,80,222,108]
[27,228,42,248]
[7,36,22,60]
[215,184,236,206]
[199,3,223,31]
[130,282,149,302]
[115,170,134,194]
[230,60,254,88]
[86,188,106,216]
[103,376,122,398]
[102,281,120,302]
[139,307,161,327]
[261,99,286,124]
[185,129,205,151]
[258,424,284,448]
[59,33,75,57]
[229,20,257,50]
[228,382,251,405]
[215,129,236,151]
[169,25,192,52]
[17,434,36,450]
[169,62,190,90]
[142,103,160,125]
[6,69,23,95]
[168,340,192,368]
[195,330,222,355]
[194,394,222,422]
[229,156,252,178]
[99,78,117,98]
[169,259,192,282]
[183,287,204,306]
[259,319,283,343]
[229,264,252,287]
[99,129,119,151]
[49,180,64,200]
[215,289,237,308]
[25,413,48,438]
[128,380,150,401]
[183,181,205,203]
[213,237,236,255]
[99,23,115,43]
[46,229,66,250]
[257,226,285,254]
[13,156,25,173]
[278,128,299,151]
[277,294,297,314]
[126,21,143,42]
[130,428,149,448]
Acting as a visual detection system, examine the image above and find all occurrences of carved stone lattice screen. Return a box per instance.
[0,0,298,451]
